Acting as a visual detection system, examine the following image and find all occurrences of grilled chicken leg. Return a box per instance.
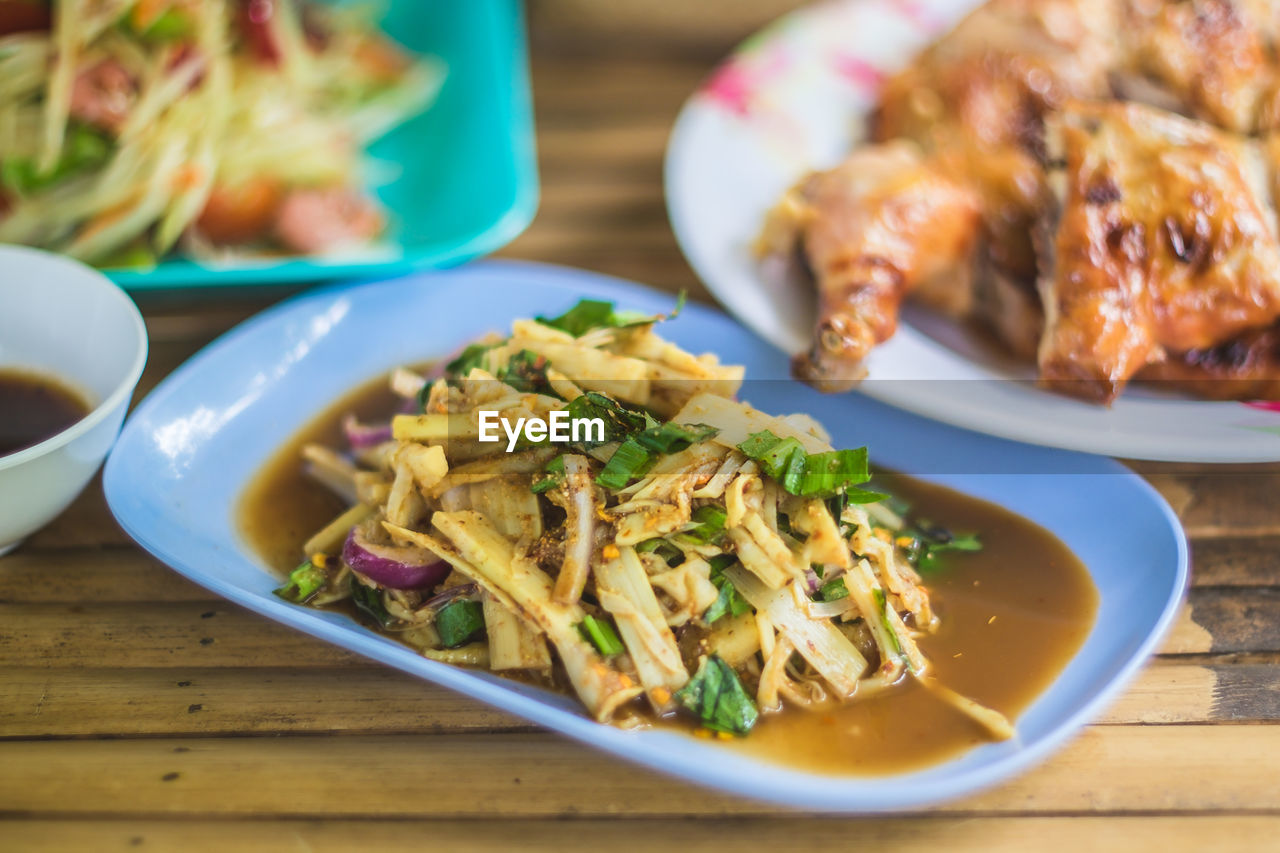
[761,142,981,391]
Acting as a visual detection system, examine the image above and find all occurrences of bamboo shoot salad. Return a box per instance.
[0,0,440,265]
[273,298,1014,741]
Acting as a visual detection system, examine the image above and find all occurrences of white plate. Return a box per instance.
[664,0,1280,462]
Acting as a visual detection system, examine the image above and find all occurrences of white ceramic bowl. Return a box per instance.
[0,245,148,555]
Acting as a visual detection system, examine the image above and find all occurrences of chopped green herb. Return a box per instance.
[273,560,327,604]
[704,557,751,623]
[1,124,113,196]
[819,577,849,602]
[939,532,983,552]
[843,486,892,504]
[634,421,718,454]
[796,449,873,498]
[704,579,750,623]
[536,299,615,337]
[436,599,486,648]
[776,512,796,538]
[445,342,495,379]
[636,538,684,565]
[350,579,393,628]
[826,492,847,527]
[736,431,875,499]
[703,583,735,623]
[498,349,552,394]
[99,242,158,270]
[681,504,728,545]
[610,291,686,328]
[756,435,805,482]
[579,614,625,657]
[530,454,567,494]
[900,522,983,572]
[707,554,737,572]
[594,437,654,490]
[536,293,686,338]
[137,7,191,41]
[674,654,759,735]
[736,430,781,458]
[872,588,905,661]
[564,392,655,448]
[561,396,711,464]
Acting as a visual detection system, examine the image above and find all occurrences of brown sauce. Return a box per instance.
[720,473,1097,774]
[240,374,1099,776]
[0,368,92,457]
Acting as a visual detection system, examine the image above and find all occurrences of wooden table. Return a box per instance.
[4,3,1280,849]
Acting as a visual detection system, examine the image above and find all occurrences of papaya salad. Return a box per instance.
[274,298,1013,740]
[0,0,440,265]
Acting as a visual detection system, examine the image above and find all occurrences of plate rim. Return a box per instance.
[102,0,540,292]
[103,259,1190,811]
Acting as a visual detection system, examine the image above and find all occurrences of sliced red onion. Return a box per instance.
[342,414,393,450]
[804,568,821,594]
[342,528,448,590]
[422,583,479,611]
[239,0,282,65]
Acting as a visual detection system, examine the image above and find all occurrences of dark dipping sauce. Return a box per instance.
[240,375,1099,777]
[0,369,91,457]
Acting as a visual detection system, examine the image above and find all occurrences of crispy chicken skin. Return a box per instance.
[1138,323,1280,399]
[768,0,1280,402]
[1118,0,1278,133]
[761,142,981,391]
[1038,100,1280,402]
[874,0,1122,283]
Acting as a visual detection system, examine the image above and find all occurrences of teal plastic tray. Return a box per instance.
[106,0,537,290]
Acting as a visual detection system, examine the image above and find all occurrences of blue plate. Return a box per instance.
[103,261,1188,810]
[106,0,537,290]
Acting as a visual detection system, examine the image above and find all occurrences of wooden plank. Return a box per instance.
[6,816,1280,853]
[1156,592,1280,655]
[0,549,212,603]
[526,59,705,115]
[0,667,530,738]
[531,0,799,55]
[1098,661,1280,724]
[1094,661,1217,724]
[535,124,676,166]
[1190,537,1280,587]
[1,727,1279,817]
[1182,588,1280,654]
[1158,472,1280,538]
[0,603,361,668]
[1,660,1275,739]
[1160,602,1216,654]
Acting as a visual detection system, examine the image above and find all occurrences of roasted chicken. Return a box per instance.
[873,0,1122,283]
[765,0,1280,402]
[1038,100,1280,402]
[760,142,981,390]
[1140,322,1280,399]
[1117,0,1279,133]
